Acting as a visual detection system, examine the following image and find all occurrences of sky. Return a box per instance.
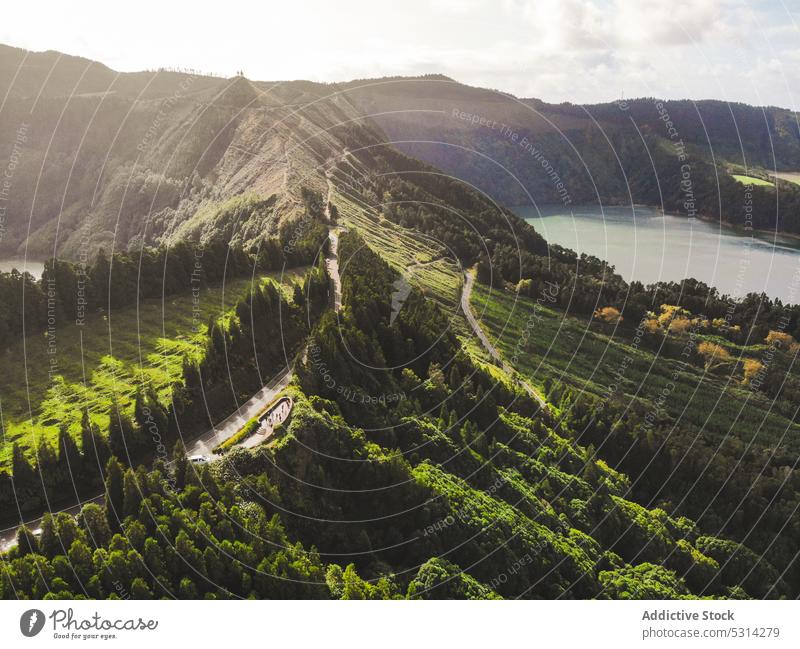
[0,0,798,109]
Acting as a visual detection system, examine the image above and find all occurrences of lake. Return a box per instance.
[517,205,800,304]
[0,258,45,279]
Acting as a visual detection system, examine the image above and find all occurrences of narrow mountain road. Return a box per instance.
[0,366,294,553]
[0,239,348,552]
[460,271,550,412]
[0,495,104,553]
[184,367,294,457]
[326,227,343,311]
[461,271,503,363]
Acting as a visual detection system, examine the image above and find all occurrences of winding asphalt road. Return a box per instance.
[460,270,549,412]
[0,495,105,553]
[0,234,349,553]
[0,366,294,553]
[1,260,529,552]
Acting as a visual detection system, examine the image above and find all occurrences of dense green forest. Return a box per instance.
[0,203,330,518]
[2,127,800,600]
[347,81,800,233]
[2,231,791,599]
[0,259,326,516]
[470,281,800,596]
[0,200,329,352]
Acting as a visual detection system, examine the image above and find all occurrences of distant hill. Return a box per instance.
[2,45,800,259]
[342,77,800,232]
[0,45,377,258]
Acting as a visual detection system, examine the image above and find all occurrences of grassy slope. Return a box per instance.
[0,267,307,465]
[771,171,800,186]
[332,185,462,309]
[470,281,800,451]
[731,174,774,187]
[326,167,799,453]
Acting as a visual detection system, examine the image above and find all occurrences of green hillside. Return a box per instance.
[468,280,800,594]
[5,230,791,600]
[1,49,799,601]
[0,268,307,465]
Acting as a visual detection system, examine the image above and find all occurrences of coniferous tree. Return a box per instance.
[58,425,81,473]
[81,410,109,472]
[38,513,60,558]
[78,503,112,548]
[122,469,141,519]
[15,525,38,556]
[108,401,136,460]
[36,438,60,497]
[11,442,35,489]
[104,457,125,528]
[172,440,188,490]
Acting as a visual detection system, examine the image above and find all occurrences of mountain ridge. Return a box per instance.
[2,43,800,260]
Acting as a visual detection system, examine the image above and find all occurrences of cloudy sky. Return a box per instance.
[1,0,798,108]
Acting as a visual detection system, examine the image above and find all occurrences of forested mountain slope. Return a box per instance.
[1,46,798,601]
[3,46,800,261]
[343,76,800,232]
[3,230,790,600]
[0,45,375,258]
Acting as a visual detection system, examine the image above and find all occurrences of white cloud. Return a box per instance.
[0,0,796,108]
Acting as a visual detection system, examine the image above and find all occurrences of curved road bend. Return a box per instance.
[326,227,342,312]
[184,367,293,457]
[0,495,105,553]
[460,271,549,412]
[0,366,294,553]
[0,239,346,552]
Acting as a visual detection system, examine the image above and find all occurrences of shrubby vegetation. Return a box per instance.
[4,234,785,599]
[0,204,329,353]
[341,141,800,354]
[471,280,800,596]
[3,133,799,601]
[0,254,327,519]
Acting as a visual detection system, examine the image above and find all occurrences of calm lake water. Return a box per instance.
[518,205,800,304]
[0,258,45,279]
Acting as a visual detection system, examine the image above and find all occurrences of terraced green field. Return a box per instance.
[731,174,774,187]
[469,281,800,450]
[332,187,462,309]
[0,268,307,465]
